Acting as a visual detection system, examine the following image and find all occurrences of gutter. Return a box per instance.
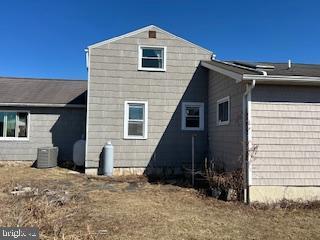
[0,103,86,108]
[243,74,320,85]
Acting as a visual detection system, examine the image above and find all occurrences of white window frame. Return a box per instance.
[124,101,148,139]
[181,102,204,131]
[138,45,167,72]
[0,110,30,141]
[217,96,230,126]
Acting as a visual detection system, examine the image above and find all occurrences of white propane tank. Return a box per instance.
[73,139,86,167]
[103,141,114,176]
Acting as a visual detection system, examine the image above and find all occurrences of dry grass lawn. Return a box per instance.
[0,164,319,239]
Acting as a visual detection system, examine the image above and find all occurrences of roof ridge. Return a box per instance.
[0,76,87,82]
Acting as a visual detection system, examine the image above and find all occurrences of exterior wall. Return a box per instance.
[251,84,320,187]
[86,27,212,174]
[207,71,246,171]
[250,186,320,202]
[0,107,86,162]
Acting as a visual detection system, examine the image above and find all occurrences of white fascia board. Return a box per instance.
[87,25,213,55]
[243,74,320,85]
[0,103,86,108]
[201,61,243,82]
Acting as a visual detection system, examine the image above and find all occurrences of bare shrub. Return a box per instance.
[251,198,320,210]
[204,158,243,200]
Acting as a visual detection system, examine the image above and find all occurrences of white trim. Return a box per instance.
[85,48,90,168]
[216,96,230,126]
[87,25,213,54]
[181,102,204,131]
[124,101,148,140]
[201,61,243,82]
[243,74,320,85]
[138,45,167,72]
[0,110,30,141]
[0,103,85,108]
[247,91,253,186]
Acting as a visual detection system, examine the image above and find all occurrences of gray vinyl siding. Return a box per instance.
[251,85,320,186]
[0,107,86,162]
[86,27,212,171]
[207,71,246,171]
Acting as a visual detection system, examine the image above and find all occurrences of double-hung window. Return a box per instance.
[217,96,230,126]
[138,46,166,71]
[124,101,148,139]
[0,111,29,140]
[181,102,204,131]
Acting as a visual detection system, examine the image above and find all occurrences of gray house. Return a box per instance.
[0,77,86,162]
[85,25,320,202]
[2,25,320,202]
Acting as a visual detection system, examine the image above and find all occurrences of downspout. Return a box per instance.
[84,48,90,174]
[243,71,266,203]
[242,70,267,203]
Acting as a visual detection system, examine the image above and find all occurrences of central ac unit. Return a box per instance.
[36,147,59,168]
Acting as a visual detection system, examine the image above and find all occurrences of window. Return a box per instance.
[124,101,148,139]
[138,46,166,71]
[217,96,230,126]
[181,102,204,131]
[0,111,29,140]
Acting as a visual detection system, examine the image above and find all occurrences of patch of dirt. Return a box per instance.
[0,165,319,239]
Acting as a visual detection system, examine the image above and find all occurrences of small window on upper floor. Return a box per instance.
[217,96,230,126]
[138,46,166,72]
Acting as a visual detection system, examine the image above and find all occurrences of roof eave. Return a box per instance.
[0,103,86,108]
[200,61,244,82]
[243,74,320,86]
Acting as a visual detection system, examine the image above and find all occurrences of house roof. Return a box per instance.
[201,60,264,75]
[202,60,320,77]
[87,25,213,55]
[252,62,320,77]
[0,77,87,107]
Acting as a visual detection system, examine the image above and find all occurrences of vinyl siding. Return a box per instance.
[0,107,86,162]
[251,85,320,186]
[86,27,212,170]
[208,71,246,171]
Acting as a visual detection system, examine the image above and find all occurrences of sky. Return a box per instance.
[0,0,320,80]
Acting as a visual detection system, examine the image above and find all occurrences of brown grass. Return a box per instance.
[0,165,319,239]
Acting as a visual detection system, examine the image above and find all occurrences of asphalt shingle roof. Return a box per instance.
[202,60,320,77]
[0,77,87,105]
[256,62,320,77]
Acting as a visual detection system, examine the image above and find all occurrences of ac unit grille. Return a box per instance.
[36,147,58,168]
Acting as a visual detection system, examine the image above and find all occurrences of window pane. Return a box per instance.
[18,112,28,137]
[219,101,229,122]
[0,112,4,137]
[129,105,143,120]
[186,117,200,128]
[142,59,163,68]
[142,49,163,58]
[186,107,199,116]
[6,112,16,137]
[128,121,143,136]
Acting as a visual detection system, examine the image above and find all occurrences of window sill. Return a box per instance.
[124,136,147,140]
[217,121,230,126]
[138,67,166,72]
[0,137,29,142]
[182,127,204,131]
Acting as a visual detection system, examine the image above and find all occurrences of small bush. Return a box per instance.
[204,159,243,201]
